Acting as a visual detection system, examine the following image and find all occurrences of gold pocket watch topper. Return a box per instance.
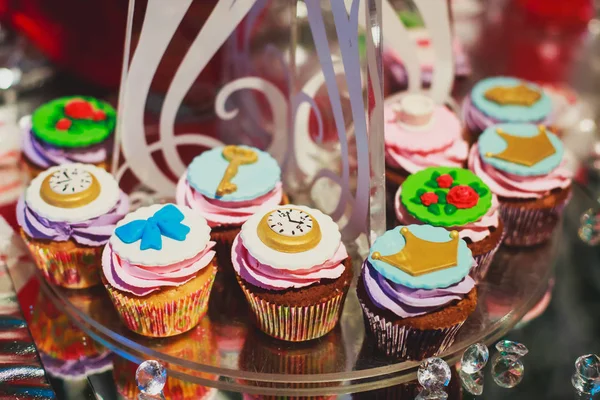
[257,208,322,253]
[40,166,101,208]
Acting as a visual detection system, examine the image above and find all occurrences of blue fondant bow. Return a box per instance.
[115,204,190,250]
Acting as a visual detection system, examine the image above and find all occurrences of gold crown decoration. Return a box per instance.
[372,227,459,277]
[484,83,542,107]
[485,125,556,167]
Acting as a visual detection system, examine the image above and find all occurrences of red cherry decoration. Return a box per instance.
[93,110,106,121]
[55,118,72,130]
[64,99,94,119]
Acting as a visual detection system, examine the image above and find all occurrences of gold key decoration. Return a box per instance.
[216,145,259,197]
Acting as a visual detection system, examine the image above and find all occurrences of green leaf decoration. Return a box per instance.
[425,180,438,189]
[469,182,480,190]
[435,190,447,204]
[445,204,458,215]
[451,182,460,188]
[428,203,441,215]
[431,171,441,180]
[477,187,489,197]
[416,188,427,196]
[449,170,457,179]
[410,197,422,205]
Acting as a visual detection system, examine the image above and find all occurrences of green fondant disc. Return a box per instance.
[32,96,116,148]
[400,167,493,227]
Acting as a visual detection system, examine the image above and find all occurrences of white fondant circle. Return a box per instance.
[109,203,211,267]
[26,163,120,223]
[241,205,341,271]
[266,208,315,237]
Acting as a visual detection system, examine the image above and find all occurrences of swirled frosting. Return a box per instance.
[16,191,129,246]
[176,176,283,228]
[102,240,216,296]
[394,186,500,242]
[363,261,475,318]
[384,105,468,173]
[232,234,347,291]
[468,145,572,199]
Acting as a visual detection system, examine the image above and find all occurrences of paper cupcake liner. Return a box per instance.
[20,229,103,289]
[470,227,505,282]
[104,266,216,338]
[359,298,464,360]
[236,276,346,342]
[500,194,570,247]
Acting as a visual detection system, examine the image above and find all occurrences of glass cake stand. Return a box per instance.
[29,189,586,397]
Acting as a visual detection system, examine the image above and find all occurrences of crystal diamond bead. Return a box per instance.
[459,369,484,396]
[495,340,528,357]
[415,388,449,400]
[418,357,451,390]
[579,209,600,245]
[136,360,167,395]
[461,343,489,374]
[492,353,524,388]
[572,354,600,395]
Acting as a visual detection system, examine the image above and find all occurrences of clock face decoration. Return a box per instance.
[40,166,101,208]
[257,208,322,253]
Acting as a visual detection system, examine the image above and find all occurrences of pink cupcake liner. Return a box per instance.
[359,298,464,360]
[470,228,506,282]
[236,276,346,342]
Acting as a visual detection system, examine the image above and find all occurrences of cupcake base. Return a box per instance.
[357,279,477,360]
[103,262,217,338]
[467,219,505,282]
[20,229,104,289]
[500,186,571,247]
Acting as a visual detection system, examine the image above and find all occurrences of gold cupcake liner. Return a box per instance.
[236,276,346,342]
[104,266,217,338]
[20,229,103,289]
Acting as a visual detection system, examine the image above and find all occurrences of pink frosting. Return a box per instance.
[468,145,572,199]
[176,176,283,228]
[102,241,216,296]
[231,234,348,291]
[384,104,468,174]
[394,186,501,243]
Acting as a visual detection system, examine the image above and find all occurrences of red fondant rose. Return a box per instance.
[436,174,453,188]
[93,110,107,121]
[65,99,94,119]
[447,185,479,209]
[420,192,438,206]
[55,118,72,130]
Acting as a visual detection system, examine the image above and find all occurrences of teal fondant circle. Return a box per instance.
[368,225,473,290]
[187,146,281,202]
[471,77,551,122]
[478,123,564,177]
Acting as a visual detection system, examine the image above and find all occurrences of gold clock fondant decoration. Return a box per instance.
[257,208,322,253]
[485,125,556,167]
[484,83,542,107]
[372,228,459,277]
[40,166,101,208]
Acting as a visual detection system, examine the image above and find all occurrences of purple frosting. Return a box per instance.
[462,95,552,133]
[40,351,113,379]
[362,261,475,318]
[22,123,112,168]
[16,192,129,246]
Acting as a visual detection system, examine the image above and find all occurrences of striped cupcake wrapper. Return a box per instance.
[20,230,103,289]
[470,227,506,283]
[359,298,464,360]
[236,276,346,342]
[104,267,216,338]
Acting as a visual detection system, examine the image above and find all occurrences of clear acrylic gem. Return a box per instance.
[459,369,484,396]
[461,343,489,374]
[572,354,600,395]
[415,388,448,400]
[495,340,528,357]
[418,357,451,390]
[579,209,600,245]
[136,360,167,395]
[492,353,524,388]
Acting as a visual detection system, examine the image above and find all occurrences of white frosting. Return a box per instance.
[25,163,120,223]
[109,204,211,267]
[240,205,341,271]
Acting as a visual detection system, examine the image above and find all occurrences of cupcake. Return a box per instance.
[384,93,468,189]
[232,205,352,342]
[469,123,572,246]
[17,163,128,288]
[21,96,116,178]
[358,224,477,360]
[394,166,503,281]
[462,76,552,138]
[176,145,286,273]
[102,203,217,337]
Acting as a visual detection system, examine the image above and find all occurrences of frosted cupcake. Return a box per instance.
[22,96,116,178]
[469,123,572,246]
[17,163,128,288]
[176,145,286,272]
[232,205,351,342]
[358,225,477,360]
[385,93,468,188]
[462,76,552,137]
[395,167,503,281]
[102,203,217,337]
